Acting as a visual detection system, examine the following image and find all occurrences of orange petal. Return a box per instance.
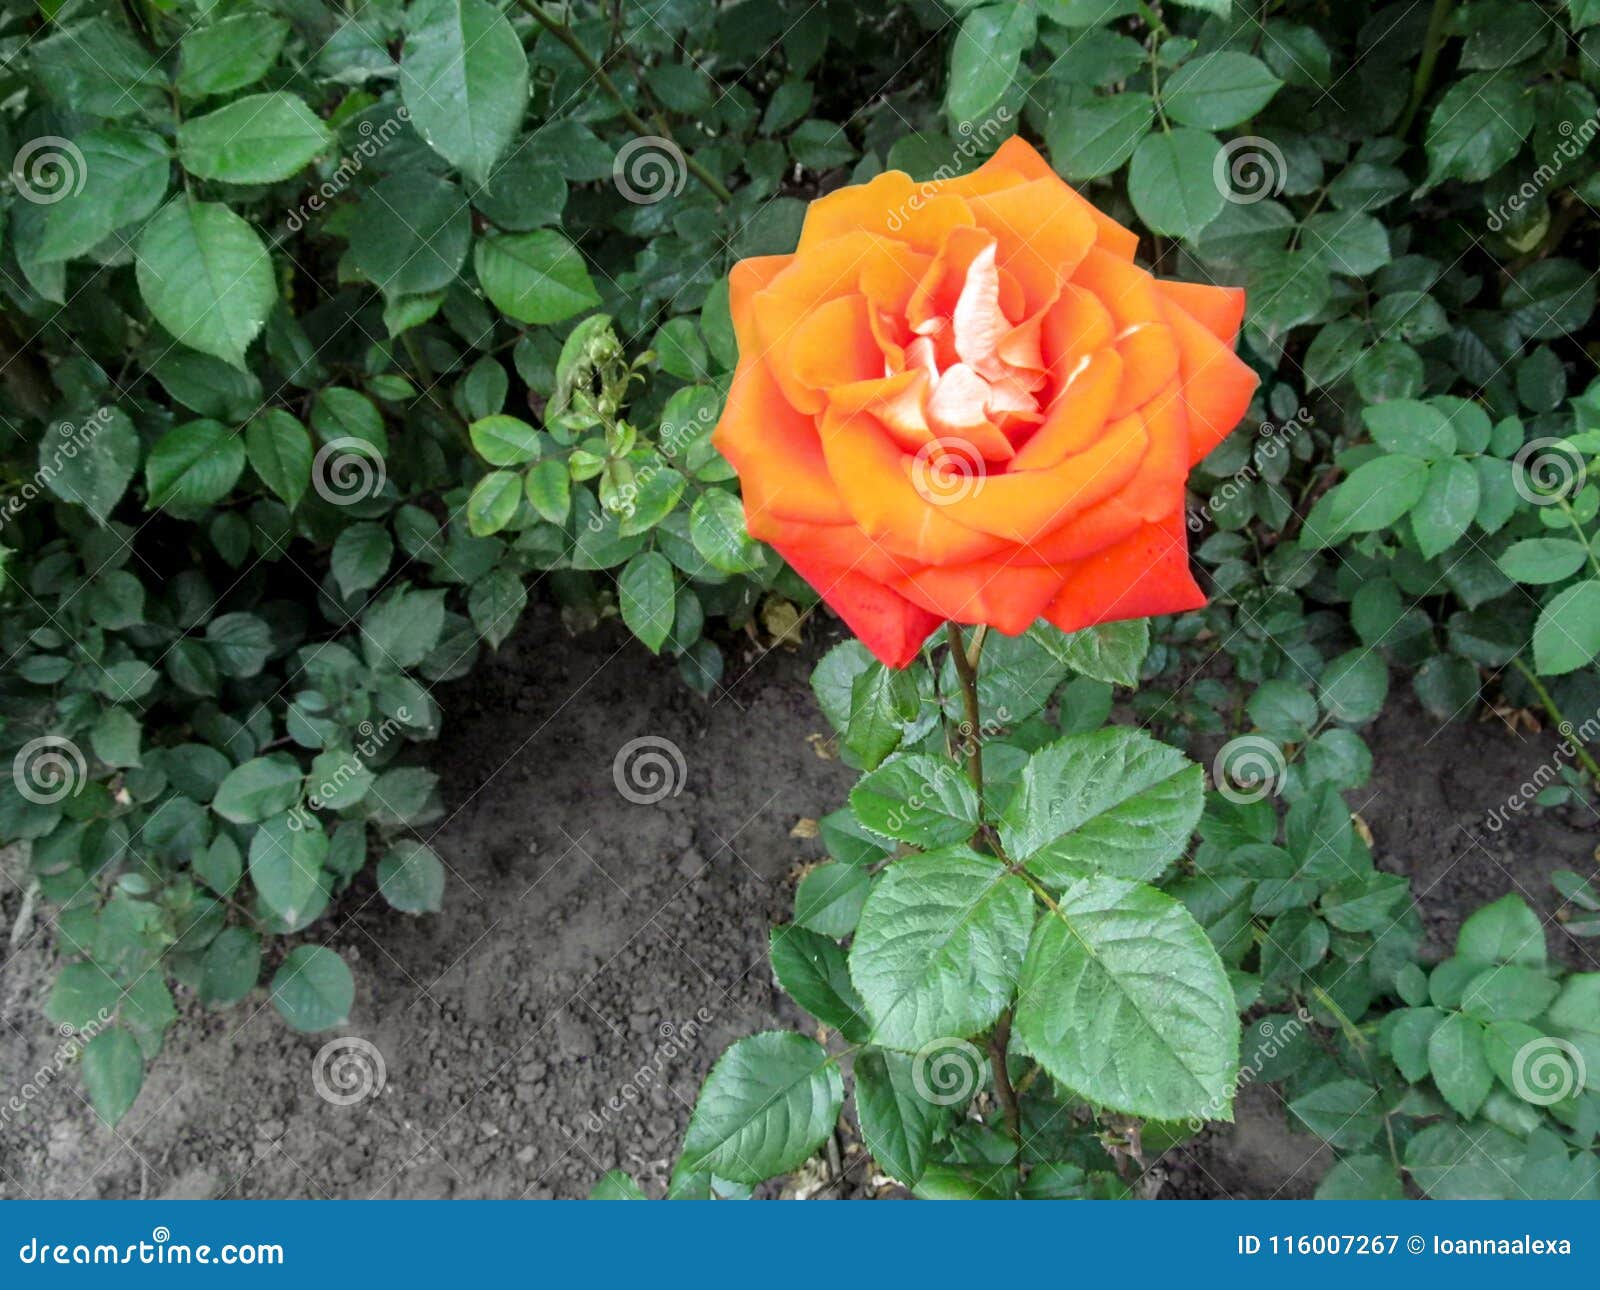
[729,255,792,353]
[919,411,1148,546]
[712,359,852,528]
[893,558,1064,636]
[967,178,1097,313]
[1009,349,1122,470]
[818,407,1005,565]
[956,137,1140,259]
[1156,279,1245,344]
[1161,294,1259,464]
[1110,321,1179,418]
[1044,509,1204,633]
[790,294,882,396]
[773,538,942,669]
[827,370,934,454]
[800,170,975,254]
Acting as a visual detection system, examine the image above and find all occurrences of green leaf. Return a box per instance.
[618,551,676,654]
[1014,877,1239,1121]
[466,470,522,536]
[361,589,447,670]
[40,409,140,524]
[469,414,542,467]
[1162,52,1282,128]
[1411,458,1479,559]
[1317,648,1388,724]
[270,945,354,1033]
[1289,1079,1382,1149]
[1362,399,1454,458]
[213,754,303,824]
[350,172,472,297]
[81,1027,144,1126]
[246,410,312,511]
[1425,73,1533,186]
[847,847,1033,1050]
[1128,128,1225,239]
[332,521,393,597]
[854,1048,941,1185]
[1328,453,1428,533]
[145,419,245,513]
[249,813,326,925]
[178,93,330,183]
[849,754,980,849]
[1046,93,1153,180]
[46,961,121,1030]
[1029,619,1148,686]
[1458,893,1545,966]
[1534,579,1600,676]
[679,1032,843,1184]
[589,1170,646,1200]
[1427,1012,1493,1118]
[135,198,275,368]
[468,567,527,649]
[769,925,869,1041]
[689,489,763,574]
[475,231,600,325]
[400,0,529,186]
[38,128,170,262]
[999,729,1204,884]
[794,862,872,938]
[90,706,142,768]
[1497,538,1589,585]
[378,840,446,914]
[199,926,260,1007]
[524,458,571,524]
[177,13,290,97]
[946,2,1036,121]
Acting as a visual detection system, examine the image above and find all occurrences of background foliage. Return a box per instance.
[1,0,1597,1196]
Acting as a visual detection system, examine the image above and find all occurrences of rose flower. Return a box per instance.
[712,136,1258,667]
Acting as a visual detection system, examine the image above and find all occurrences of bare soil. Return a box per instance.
[1,608,1594,1200]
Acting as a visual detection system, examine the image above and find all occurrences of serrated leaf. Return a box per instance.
[848,847,1033,1051]
[679,1032,843,1184]
[999,729,1204,884]
[1014,877,1238,1121]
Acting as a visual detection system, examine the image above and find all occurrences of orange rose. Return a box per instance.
[712,137,1258,667]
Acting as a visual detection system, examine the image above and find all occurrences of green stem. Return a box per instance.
[1398,0,1456,138]
[1511,656,1600,785]
[948,622,987,797]
[513,0,734,204]
[989,1008,1024,1166]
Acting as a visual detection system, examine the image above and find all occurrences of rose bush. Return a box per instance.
[715,137,1257,666]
